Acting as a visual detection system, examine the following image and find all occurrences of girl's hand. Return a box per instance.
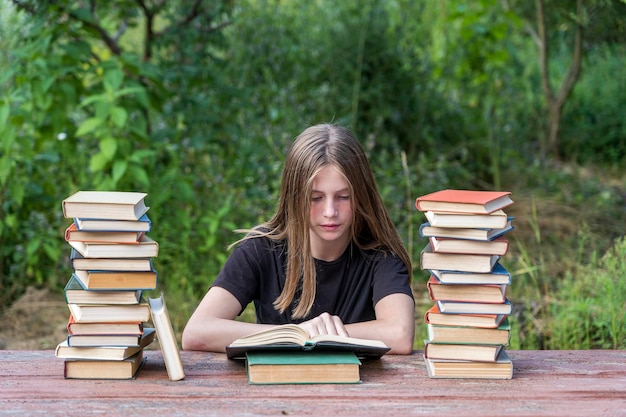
[298,312,349,337]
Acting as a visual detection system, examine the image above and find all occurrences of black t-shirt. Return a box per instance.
[212,236,414,324]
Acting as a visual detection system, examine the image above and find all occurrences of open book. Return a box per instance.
[225,324,390,360]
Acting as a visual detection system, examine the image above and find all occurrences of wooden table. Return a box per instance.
[1,350,624,416]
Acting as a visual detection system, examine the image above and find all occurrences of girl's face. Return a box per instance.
[308,165,353,261]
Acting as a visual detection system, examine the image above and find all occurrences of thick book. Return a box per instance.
[426,276,507,304]
[245,351,361,385]
[420,243,499,273]
[423,349,513,379]
[427,319,511,345]
[65,223,145,244]
[424,340,503,362]
[429,236,510,256]
[67,315,143,336]
[68,235,159,258]
[429,263,511,285]
[74,213,152,232]
[415,190,513,214]
[63,351,145,379]
[62,191,149,221]
[424,210,509,229]
[72,269,157,291]
[148,294,185,381]
[418,220,514,241]
[70,249,153,272]
[56,329,154,360]
[64,275,142,305]
[68,302,151,323]
[436,299,512,315]
[424,304,507,329]
[226,324,390,360]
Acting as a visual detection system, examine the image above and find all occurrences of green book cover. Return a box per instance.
[245,351,362,385]
[246,351,362,366]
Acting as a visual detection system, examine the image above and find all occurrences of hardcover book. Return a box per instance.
[63,351,145,379]
[68,302,151,323]
[426,276,507,304]
[64,223,145,244]
[64,275,143,305]
[415,189,513,214]
[70,249,153,272]
[424,210,509,229]
[62,191,149,221]
[423,349,513,379]
[427,320,511,345]
[418,220,514,241]
[67,333,146,348]
[72,269,157,291]
[148,294,185,381]
[424,340,503,362]
[429,263,511,285]
[226,324,390,360]
[68,235,159,258]
[245,351,361,385]
[56,329,155,360]
[420,243,499,273]
[74,213,152,232]
[429,236,510,256]
[67,315,143,336]
[424,304,507,329]
[436,299,513,315]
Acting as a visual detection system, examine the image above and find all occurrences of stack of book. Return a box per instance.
[55,191,158,380]
[226,324,390,384]
[415,189,515,379]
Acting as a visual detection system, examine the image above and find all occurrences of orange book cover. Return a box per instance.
[415,190,513,214]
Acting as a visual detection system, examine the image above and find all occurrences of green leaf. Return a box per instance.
[110,106,128,127]
[79,92,109,108]
[113,86,145,99]
[99,137,118,159]
[0,104,9,132]
[104,67,124,91]
[76,117,104,137]
[89,152,109,172]
[112,159,128,184]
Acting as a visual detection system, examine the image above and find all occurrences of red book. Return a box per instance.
[415,190,513,214]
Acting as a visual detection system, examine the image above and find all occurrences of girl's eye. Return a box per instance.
[338,195,350,200]
[311,196,323,202]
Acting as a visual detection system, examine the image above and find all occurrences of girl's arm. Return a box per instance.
[344,293,415,354]
[181,286,274,352]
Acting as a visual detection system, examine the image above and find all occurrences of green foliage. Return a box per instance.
[561,45,626,165]
[547,237,626,349]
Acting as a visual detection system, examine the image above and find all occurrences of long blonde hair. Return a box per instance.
[235,124,411,319]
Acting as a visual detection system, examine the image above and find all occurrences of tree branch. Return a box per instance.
[555,0,583,109]
[536,0,554,104]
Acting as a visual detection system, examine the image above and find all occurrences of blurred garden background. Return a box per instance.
[0,0,624,350]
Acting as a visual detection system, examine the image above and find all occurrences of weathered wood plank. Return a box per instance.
[0,350,624,417]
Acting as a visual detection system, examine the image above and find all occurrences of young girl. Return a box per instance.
[182,124,415,354]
